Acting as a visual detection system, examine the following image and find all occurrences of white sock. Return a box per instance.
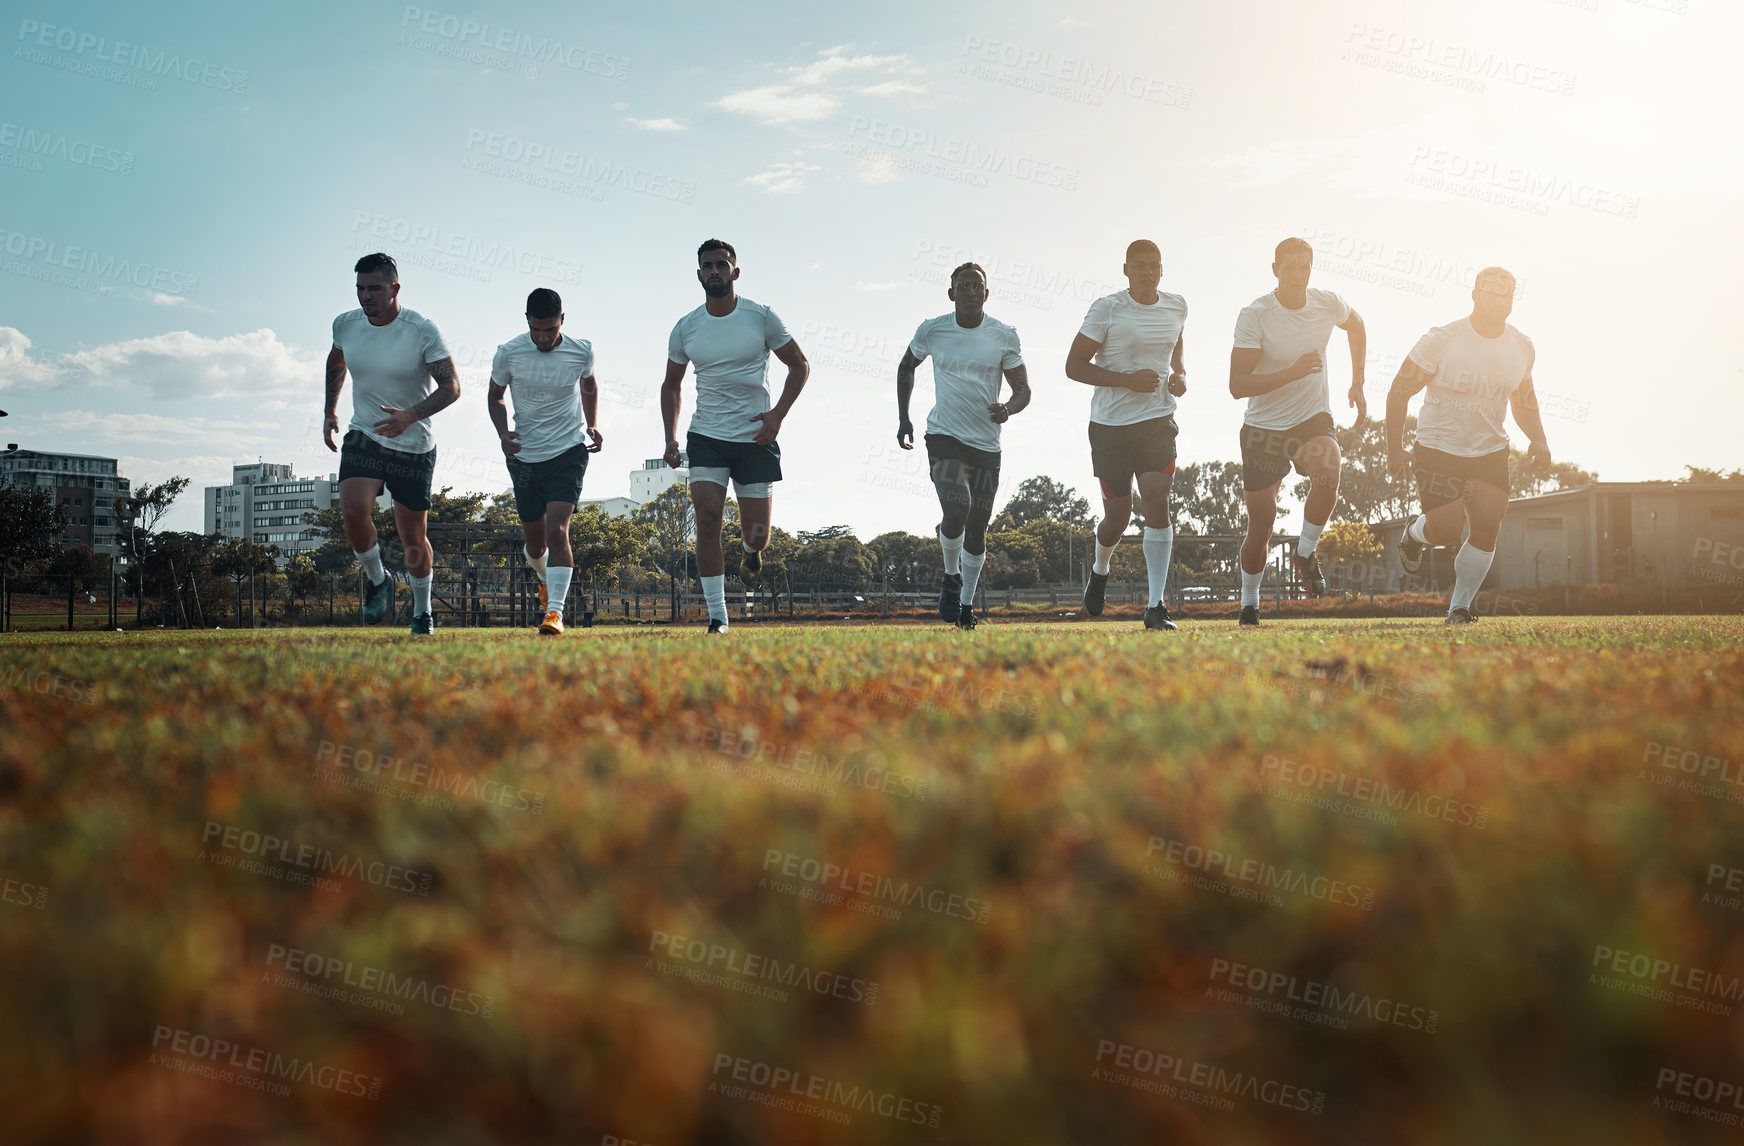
[1240,568,1264,608]
[1449,542,1494,612]
[1407,515,1428,544]
[1298,520,1325,557]
[1142,526,1173,606]
[524,544,547,583]
[1093,539,1116,576]
[702,574,727,623]
[959,549,986,605]
[939,528,963,576]
[357,543,385,584]
[546,565,572,617]
[411,572,433,616]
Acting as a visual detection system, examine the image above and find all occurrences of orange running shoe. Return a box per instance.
[539,609,564,636]
[538,582,549,612]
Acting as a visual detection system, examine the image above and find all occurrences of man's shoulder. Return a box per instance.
[1307,287,1347,314]
[561,333,593,356]
[332,308,366,335]
[496,331,533,355]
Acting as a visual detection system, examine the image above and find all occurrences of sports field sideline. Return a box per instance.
[2,616,1742,1144]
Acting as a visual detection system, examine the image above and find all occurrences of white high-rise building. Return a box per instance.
[628,452,687,504]
[205,463,384,560]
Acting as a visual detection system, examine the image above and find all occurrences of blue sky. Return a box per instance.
[3,0,1740,534]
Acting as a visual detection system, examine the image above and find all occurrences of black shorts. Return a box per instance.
[337,429,437,511]
[1089,416,1178,500]
[1414,445,1510,511]
[686,432,783,486]
[507,443,589,522]
[925,434,1002,505]
[1239,411,1338,493]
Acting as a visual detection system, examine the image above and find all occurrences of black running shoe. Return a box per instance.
[955,603,978,631]
[1399,522,1427,575]
[1083,570,1109,616]
[707,618,728,635]
[362,574,392,624]
[1143,603,1178,631]
[1292,551,1326,596]
[939,573,963,621]
[1238,605,1261,628]
[409,611,435,636]
[739,548,761,588]
[1444,607,1477,625]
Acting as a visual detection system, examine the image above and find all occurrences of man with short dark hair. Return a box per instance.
[661,239,809,633]
[897,262,1030,631]
[1229,237,1367,626]
[488,287,602,637]
[1066,239,1188,631]
[324,252,460,635]
[1387,266,1548,624]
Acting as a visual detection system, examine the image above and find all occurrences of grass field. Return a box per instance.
[3,616,1743,1145]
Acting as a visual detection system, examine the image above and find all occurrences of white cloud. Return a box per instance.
[747,161,823,194]
[0,328,320,401]
[58,410,281,446]
[716,47,923,125]
[626,116,687,132]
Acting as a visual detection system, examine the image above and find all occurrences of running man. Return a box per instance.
[661,239,809,634]
[1065,239,1187,631]
[1229,237,1366,627]
[324,252,459,635]
[1387,266,1548,625]
[488,287,603,637]
[896,262,1030,631]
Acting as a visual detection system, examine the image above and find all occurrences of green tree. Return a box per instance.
[0,484,68,576]
[995,476,1093,530]
[310,538,359,578]
[284,553,324,617]
[868,531,940,589]
[983,528,1043,588]
[634,483,694,592]
[570,505,652,583]
[788,533,875,586]
[1682,465,1744,483]
[46,544,103,593]
[1510,448,1596,499]
[116,476,190,590]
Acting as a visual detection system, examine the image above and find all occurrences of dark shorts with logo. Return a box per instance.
[687,431,783,487]
[925,433,1002,504]
[1414,445,1510,511]
[1089,415,1178,500]
[337,429,437,511]
[507,442,589,522]
[1239,411,1338,493]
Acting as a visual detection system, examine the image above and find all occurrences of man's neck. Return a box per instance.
[1469,311,1505,338]
[1127,287,1160,305]
[1273,287,1307,311]
[705,291,739,317]
[954,307,984,328]
[367,302,402,327]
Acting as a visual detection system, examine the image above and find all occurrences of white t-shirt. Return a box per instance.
[908,313,1024,453]
[332,308,450,454]
[490,333,596,463]
[1077,290,1187,427]
[667,298,792,443]
[1408,318,1535,457]
[1231,288,1351,431]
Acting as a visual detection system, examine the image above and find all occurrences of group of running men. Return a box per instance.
[322,234,1549,635]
